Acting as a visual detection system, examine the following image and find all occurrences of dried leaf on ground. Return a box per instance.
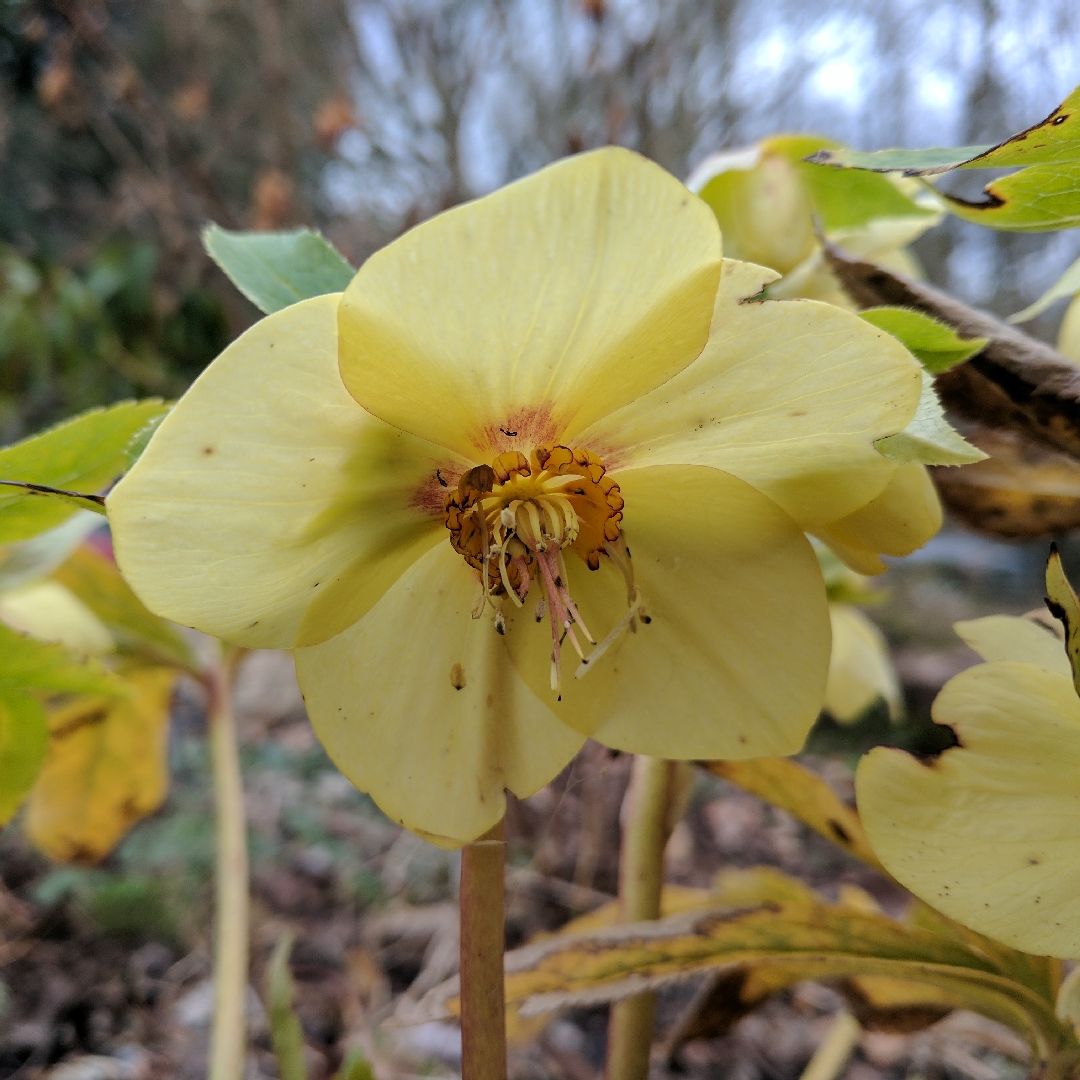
[411,898,1077,1071]
[702,758,884,872]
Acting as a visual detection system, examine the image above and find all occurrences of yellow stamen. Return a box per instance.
[443,443,630,690]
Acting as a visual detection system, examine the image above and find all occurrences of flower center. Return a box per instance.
[443,445,637,692]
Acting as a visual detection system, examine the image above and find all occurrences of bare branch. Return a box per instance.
[822,243,1080,461]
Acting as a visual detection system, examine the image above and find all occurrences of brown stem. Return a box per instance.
[460,821,507,1080]
[821,241,1080,461]
[606,757,691,1080]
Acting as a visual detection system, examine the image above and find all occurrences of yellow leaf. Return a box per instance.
[0,581,114,656]
[840,974,958,1033]
[555,883,714,936]
[1044,545,1080,697]
[25,666,177,863]
[837,884,883,915]
[704,757,885,873]
[558,868,815,941]
[410,901,1075,1068]
[52,547,197,670]
[711,866,821,908]
[906,900,1062,1005]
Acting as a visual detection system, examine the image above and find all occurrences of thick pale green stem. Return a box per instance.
[460,820,507,1080]
[208,646,249,1080]
[799,1013,861,1080]
[606,757,691,1080]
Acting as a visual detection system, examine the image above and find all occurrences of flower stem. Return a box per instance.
[606,756,691,1080]
[798,1013,861,1080]
[207,645,249,1080]
[460,820,507,1080]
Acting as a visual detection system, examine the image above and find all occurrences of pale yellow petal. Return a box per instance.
[954,615,1071,676]
[337,148,722,460]
[577,259,923,529]
[502,465,830,759]
[831,216,941,262]
[108,295,470,650]
[818,537,887,576]
[688,144,815,273]
[294,543,585,847]
[815,462,942,563]
[825,604,902,723]
[857,660,1080,958]
[0,581,114,656]
[1057,293,1080,364]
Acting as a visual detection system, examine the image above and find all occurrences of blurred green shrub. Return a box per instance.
[0,241,228,442]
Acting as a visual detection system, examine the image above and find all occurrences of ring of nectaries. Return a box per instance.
[443,445,647,692]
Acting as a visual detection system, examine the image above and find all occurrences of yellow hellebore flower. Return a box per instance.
[1057,293,1080,364]
[686,134,940,306]
[824,604,902,724]
[108,148,925,846]
[688,136,944,575]
[816,548,902,724]
[857,613,1080,957]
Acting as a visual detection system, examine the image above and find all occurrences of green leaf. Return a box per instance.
[805,85,1080,234]
[0,621,127,829]
[807,144,997,176]
[942,162,1080,233]
[0,623,127,698]
[333,1050,375,1080]
[875,370,985,466]
[52,547,199,671]
[766,136,937,231]
[124,411,169,469]
[267,930,309,1080]
[0,482,105,515]
[0,401,169,544]
[203,225,355,315]
[1009,253,1080,325]
[0,688,48,827]
[807,85,1080,175]
[858,307,988,373]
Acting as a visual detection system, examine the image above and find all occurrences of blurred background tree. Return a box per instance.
[1,0,1078,439]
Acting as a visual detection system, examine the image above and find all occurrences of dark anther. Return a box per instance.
[500,427,518,437]
[459,464,496,497]
[436,469,448,487]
